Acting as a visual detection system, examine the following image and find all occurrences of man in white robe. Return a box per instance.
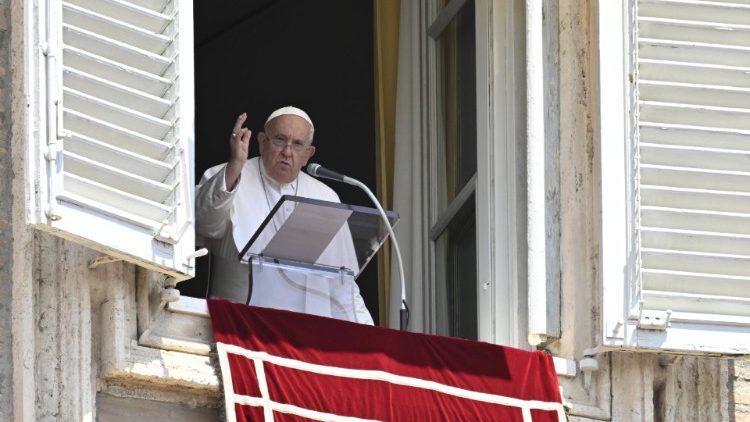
[195,106,373,325]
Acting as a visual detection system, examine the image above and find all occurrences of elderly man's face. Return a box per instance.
[258,115,316,184]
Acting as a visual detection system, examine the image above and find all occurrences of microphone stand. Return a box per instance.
[341,176,408,331]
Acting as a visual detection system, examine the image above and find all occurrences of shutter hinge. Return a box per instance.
[43,139,61,161]
[44,101,67,222]
[183,248,208,269]
[56,100,69,141]
[637,308,672,331]
[606,320,624,339]
[155,219,192,244]
[44,101,67,159]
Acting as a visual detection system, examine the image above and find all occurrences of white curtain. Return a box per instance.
[389,1,426,331]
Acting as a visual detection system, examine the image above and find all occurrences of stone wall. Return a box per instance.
[0,0,12,417]
[610,353,729,421]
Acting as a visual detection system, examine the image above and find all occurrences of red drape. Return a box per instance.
[208,299,565,422]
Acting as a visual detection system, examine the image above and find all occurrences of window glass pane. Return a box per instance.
[435,0,476,210]
[435,196,477,340]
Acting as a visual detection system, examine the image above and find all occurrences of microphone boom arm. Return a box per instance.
[342,176,408,331]
[306,163,408,330]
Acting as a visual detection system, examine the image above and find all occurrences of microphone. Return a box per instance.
[306,163,349,184]
[306,162,409,331]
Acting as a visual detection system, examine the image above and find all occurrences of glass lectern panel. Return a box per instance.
[248,255,358,321]
[238,195,399,278]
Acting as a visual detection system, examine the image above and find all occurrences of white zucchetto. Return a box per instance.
[265,106,314,130]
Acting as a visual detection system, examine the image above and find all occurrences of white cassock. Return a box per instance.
[195,156,374,325]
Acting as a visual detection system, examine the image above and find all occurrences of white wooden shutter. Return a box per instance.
[600,0,750,354]
[29,0,195,279]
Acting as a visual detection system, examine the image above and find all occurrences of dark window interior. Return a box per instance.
[181,0,379,323]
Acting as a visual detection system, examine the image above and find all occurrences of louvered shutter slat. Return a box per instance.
[641,165,750,192]
[63,25,171,75]
[640,0,750,25]
[693,0,750,5]
[642,290,750,318]
[639,81,750,108]
[63,67,171,117]
[66,132,173,181]
[643,269,750,298]
[640,144,750,172]
[126,0,169,11]
[63,47,171,96]
[64,110,171,159]
[63,2,171,53]
[59,176,171,225]
[639,18,750,47]
[63,88,171,138]
[639,124,750,150]
[640,101,750,130]
[641,186,750,213]
[641,249,750,278]
[63,151,173,202]
[641,207,750,234]
[642,228,750,255]
[639,39,750,67]
[639,59,750,88]
[67,0,172,33]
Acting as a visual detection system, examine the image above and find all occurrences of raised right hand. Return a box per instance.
[225,112,252,190]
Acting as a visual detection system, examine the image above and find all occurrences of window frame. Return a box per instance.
[483,0,526,347]
[421,0,526,346]
[427,0,479,340]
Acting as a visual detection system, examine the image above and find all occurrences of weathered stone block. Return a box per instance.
[736,360,750,381]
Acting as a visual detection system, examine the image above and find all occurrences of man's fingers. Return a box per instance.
[228,114,250,164]
[232,112,247,136]
[241,129,252,144]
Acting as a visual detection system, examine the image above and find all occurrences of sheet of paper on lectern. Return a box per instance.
[261,202,353,264]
